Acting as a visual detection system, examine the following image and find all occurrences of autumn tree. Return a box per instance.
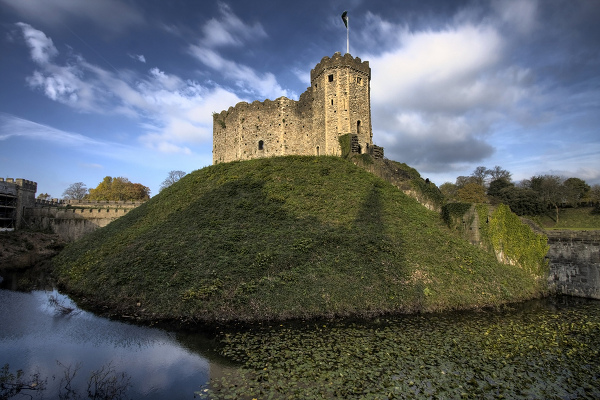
[36,193,51,201]
[62,182,88,200]
[457,182,487,203]
[87,177,150,201]
[159,170,186,192]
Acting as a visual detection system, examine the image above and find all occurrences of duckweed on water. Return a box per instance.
[198,297,600,399]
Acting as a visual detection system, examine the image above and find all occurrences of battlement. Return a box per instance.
[0,177,37,192]
[310,52,370,83]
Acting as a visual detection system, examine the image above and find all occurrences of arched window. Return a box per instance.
[258,140,264,150]
[316,146,320,156]
[357,120,361,135]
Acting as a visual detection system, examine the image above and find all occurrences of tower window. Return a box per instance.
[331,99,334,106]
[357,120,361,135]
[328,74,333,82]
[258,140,264,150]
[356,77,362,85]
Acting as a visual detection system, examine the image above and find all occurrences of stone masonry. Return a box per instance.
[0,178,37,230]
[213,52,379,164]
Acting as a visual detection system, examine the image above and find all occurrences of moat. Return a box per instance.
[2,280,599,399]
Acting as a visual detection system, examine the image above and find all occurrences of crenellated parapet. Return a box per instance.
[0,178,37,229]
[0,177,37,193]
[310,52,370,83]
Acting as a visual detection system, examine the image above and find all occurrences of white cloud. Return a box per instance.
[0,113,104,147]
[129,54,146,63]
[13,23,246,156]
[188,47,291,99]
[187,3,289,100]
[200,2,267,48]
[16,22,58,64]
[361,4,545,172]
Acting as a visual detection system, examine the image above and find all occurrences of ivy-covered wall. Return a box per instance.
[443,203,549,279]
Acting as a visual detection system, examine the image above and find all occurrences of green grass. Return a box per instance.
[54,156,546,323]
[531,207,600,230]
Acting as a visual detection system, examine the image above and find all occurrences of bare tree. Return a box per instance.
[62,182,88,200]
[159,170,186,192]
[470,166,489,187]
[488,166,511,182]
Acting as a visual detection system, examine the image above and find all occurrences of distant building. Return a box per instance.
[213,52,383,164]
[0,178,37,230]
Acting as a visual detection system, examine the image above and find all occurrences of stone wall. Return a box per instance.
[546,230,600,299]
[213,52,374,164]
[24,204,140,241]
[0,178,37,229]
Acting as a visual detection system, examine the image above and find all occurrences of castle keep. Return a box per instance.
[213,52,382,164]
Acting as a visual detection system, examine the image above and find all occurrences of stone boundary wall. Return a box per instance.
[35,199,146,207]
[546,230,600,299]
[24,205,139,242]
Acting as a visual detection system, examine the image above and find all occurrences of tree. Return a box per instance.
[470,165,510,188]
[563,177,590,207]
[455,175,479,189]
[159,170,186,192]
[439,182,458,201]
[527,175,564,222]
[496,186,545,216]
[590,184,600,206]
[87,177,150,201]
[457,182,487,203]
[36,193,51,201]
[487,178,513,198]
[470,166,489,187]
[488,166,511,182]
[62,182,88,200]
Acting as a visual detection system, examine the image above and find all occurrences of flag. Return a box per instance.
[341,11,348,28]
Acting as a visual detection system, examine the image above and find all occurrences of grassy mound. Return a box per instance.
[54,156,546,323]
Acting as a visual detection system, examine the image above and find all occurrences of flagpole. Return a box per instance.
[342,11,349,54]
[346,15,349,54]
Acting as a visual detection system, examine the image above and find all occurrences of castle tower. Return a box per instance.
[310,52,372,156]
[212,52,379,164]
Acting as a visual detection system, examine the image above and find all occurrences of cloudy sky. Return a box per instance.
[1,0,599,197]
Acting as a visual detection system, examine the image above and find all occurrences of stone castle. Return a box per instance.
[212,52,383,164]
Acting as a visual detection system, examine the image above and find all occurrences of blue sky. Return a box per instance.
[1,0,599,198]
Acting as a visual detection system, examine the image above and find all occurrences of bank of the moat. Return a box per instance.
[51,157,550,324]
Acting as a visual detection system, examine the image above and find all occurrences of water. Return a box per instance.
[2,286,599,399]
[0,289,216,399]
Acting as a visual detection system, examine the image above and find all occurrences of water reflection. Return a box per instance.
[0,289,211,399]
[2,286,599,399]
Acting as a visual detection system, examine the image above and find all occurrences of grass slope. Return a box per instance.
[54,156,544,323]
[532,207,600,230]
